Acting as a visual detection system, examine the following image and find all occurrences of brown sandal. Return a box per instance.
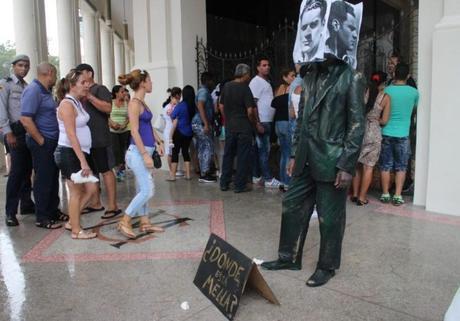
[139,216,164,233]
[117,215,136,238]
[71,230,97,240]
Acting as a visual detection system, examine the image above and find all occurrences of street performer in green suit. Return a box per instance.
[262,0,365,287]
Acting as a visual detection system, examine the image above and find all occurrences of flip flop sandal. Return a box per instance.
[101,209,122,219]
[71,230,97,240]
[56,211,70,222]
[36,221,62,229]
[81,206,105,214]
[356,199,369,206]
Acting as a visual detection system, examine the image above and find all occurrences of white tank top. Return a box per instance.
[57,94,92,154]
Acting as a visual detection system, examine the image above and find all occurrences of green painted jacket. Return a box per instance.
[291,60,366,182]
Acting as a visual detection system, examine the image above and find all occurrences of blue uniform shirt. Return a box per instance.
[21,79,59,140]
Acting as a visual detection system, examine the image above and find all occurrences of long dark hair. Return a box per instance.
[182,85,196,118]
[366,71,387,113]
[111,85,123,99]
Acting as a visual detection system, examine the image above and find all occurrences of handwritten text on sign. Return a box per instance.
[194,234,254,320]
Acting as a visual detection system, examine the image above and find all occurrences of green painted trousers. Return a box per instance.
[278,165,347,270]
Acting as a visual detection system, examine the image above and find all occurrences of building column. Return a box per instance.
[131,0,206,115]
[415,0,460,216]
[114,34,125,81]
[13,0,48,81]
[124,42,131,73]
[80,0,102,83]
[56,0,81,76]
[100,19,115,89]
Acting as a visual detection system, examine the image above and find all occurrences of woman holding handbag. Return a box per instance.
[117,69,165,238]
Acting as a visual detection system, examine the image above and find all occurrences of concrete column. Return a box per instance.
[80,1,102,83]
[415,0,460,215]
[56,0,81,76]
[114,34,125,81]
[100,19,115,89]
[124,41,131,73]
[131,0,206,115]
[13,0,48,81]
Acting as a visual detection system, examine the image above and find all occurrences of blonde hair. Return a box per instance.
[56,69,84,102]
[118,69,149,91]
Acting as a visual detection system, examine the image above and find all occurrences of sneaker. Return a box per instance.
[198,174,217,183]
[176,170,185,177]
[380,193,391,203]
[392,195,405,206]
[116,172,124,182]
[252,176,262,184]
[264,178,282,188]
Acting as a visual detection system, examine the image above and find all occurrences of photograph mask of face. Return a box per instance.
[293,0,363,69]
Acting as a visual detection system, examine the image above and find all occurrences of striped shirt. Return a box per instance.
[109,100,129,133]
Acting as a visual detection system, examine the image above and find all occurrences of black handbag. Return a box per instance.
[152,150,162,169]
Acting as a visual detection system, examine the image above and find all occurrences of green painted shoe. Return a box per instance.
[380,193,391,203]
[392,195,405,206]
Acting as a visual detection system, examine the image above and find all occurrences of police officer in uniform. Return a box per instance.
[0,54,35,226]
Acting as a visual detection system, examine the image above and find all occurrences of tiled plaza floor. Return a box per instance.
[0,170,459,321]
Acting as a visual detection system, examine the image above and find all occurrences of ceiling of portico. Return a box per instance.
[84,0,134,48]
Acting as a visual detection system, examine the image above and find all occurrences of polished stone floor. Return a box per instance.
[0,170,459,321]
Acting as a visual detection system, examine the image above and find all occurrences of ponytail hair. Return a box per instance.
[118,69,149,91]
[56,68,84,102]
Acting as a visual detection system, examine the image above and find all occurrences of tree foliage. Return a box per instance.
[0,41,60,79]
[0,41,16,79]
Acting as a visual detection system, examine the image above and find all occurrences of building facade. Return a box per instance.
[7,0,460,216]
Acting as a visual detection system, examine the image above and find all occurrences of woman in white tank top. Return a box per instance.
[54,69,98,240]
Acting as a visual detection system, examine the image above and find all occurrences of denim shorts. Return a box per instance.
[379,136,410,172]
[54,146,95,180]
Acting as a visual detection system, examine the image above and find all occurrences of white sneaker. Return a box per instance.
[264,178,281,188]
[252,176,262,184]
[176,170,185,177]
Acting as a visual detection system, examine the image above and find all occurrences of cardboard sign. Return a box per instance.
[193,234,279,320]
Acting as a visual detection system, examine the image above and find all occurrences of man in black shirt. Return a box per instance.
[219,64,260,193]
[75,64,121,219]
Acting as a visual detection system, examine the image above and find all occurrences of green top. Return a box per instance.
[383,85,419,138]
[109,100,129,133]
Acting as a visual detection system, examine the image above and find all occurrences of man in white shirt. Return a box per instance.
[249,56,281,188]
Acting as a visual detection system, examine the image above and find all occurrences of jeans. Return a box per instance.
[125,145,155,217]
[275,121,292,185]
[289,118,297,142]
[379,136,410,172]
[26,136,60,223]
[254,122,273,180]
[192,122,214,176]
[220,132,253,191]
[5,134,34,216]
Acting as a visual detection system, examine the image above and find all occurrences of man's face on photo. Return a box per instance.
[338,12,358,53]
[300,5,324,58]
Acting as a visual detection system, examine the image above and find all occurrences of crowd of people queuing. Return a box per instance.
[0,51,418,238]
